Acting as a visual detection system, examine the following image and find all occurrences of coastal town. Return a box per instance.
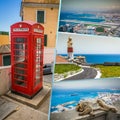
[59,12,120,37]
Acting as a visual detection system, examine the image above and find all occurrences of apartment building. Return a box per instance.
[20,0,59,47]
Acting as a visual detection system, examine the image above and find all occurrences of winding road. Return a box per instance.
[64,67,98,80]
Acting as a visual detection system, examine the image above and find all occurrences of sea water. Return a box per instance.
[59,12,105,26]
[60,54,120,64]
[51,88,120,106]
[51,88,120,113]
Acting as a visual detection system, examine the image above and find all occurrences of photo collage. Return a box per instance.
[0,0,120,120]
[50,0,120,120]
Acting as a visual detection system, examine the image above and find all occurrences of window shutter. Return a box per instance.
[44,35,47,46]
[37,11,44,23]
[3,55,11,66]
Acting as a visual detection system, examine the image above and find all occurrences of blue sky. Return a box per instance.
[57,32,120,54]
[61,0,120,12]
[0,0,21,32]
[53,78,120,89]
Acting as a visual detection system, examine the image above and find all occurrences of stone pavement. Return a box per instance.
[43,74,53,86]
[2,96,49,120]
[5,86,51,109]
[0,98,18,120]
[4,104,48,120]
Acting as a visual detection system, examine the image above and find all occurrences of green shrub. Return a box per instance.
[96,27,104,32]
[94,65,120,78]
[55,64,81,74]
[0,31,9,35]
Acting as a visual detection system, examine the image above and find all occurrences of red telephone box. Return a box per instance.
[11,21,44,98]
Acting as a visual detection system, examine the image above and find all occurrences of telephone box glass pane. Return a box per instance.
[34,38,42,86]
[14,68,27,75]
[13,38,27,87]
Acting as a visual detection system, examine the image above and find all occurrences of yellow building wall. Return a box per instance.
[0,35,10,45]
[22,5,59,48]
[23,0,59,4]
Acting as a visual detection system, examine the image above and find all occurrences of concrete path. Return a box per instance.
[64,67,97,80]
[5,106,48,120]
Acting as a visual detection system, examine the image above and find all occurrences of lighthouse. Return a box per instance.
[67,37,74,60]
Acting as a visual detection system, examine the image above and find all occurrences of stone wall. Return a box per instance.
[0,35,10,45]
[0,66,11,95]
[44,48,55,64]
[76,111,120,120]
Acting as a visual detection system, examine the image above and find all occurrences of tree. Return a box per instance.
[0,31,9,35]
[96,27,104,32]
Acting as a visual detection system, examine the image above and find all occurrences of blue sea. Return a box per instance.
[51,88,120,107]
[59,54,120,64]
[59,12,105,26]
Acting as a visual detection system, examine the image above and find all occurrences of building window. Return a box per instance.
[37,11,45,23]
[21,16,23,21]
[3,54,11,66]
[44,35,47,46]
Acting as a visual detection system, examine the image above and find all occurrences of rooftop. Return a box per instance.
[56,55,68,63]
[0,44,10,54]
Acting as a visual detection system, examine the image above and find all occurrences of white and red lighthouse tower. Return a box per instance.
[67,37,74,60]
